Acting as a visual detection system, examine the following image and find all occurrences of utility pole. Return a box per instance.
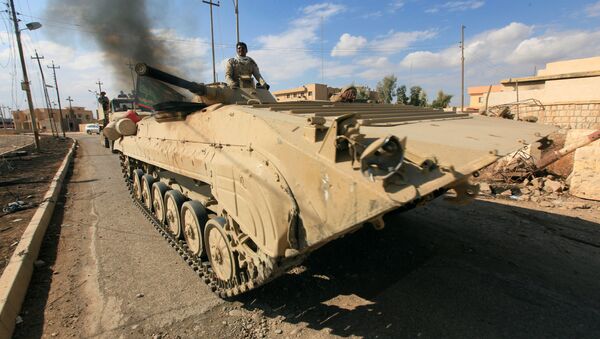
[126,59,136,95]
[460,24,465,113]
[9,0,40,149]
[0,105,6,130]
[320,16,324,84]
[31,50,58,137]
[66,97,74,126]
[96,80,103,93]
[203,0,220,83]
[48,61,66,137]
[234,0,239,43]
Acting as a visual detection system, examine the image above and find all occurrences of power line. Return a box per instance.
[31,49,59,137]
[8,0,40,149]
[203,0,220,83]
[48,60,66,136]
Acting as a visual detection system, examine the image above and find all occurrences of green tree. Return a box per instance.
[376,75,397,104]
[355,85,372,101]
[409,86,427,106]
[431,90,453,108]
[396,85,409,104]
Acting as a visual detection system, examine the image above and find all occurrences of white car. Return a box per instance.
[85,123,100,134]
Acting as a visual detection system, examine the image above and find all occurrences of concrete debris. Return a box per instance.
[476,173,596,209]
[34,260,46,268]
[15,316,23,325]
[544,179,563,193]
[479,182,492,194]
[136,293,144,298]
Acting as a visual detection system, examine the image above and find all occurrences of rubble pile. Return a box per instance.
[478,175,591,210]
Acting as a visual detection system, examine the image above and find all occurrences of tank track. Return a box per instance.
[118,154,278,298]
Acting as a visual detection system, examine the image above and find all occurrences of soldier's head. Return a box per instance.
[100,91,106,97]
[236,42,248,57]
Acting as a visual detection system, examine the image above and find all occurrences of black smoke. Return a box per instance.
[46,0,182,85]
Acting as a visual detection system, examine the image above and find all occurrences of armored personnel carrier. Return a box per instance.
[113,63,556,297]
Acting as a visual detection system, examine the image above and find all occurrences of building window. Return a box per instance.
[478,97,483,103]
[287,94,290,98]
[308,91,312,97]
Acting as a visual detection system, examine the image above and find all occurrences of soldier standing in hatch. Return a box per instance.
[98,91,110,127]
[225,42,269,89]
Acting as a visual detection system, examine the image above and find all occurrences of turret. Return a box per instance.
[135,63,276,105]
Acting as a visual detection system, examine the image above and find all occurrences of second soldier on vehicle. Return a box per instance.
[225,42,269,90]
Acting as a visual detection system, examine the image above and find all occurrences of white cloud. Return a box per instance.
[357,56,394,79]
[370,30,437,54]
[401,22,532,69]
[507,30,600,64]
[251,3,345,82]
[585,1,600,17]
[361,11,383,19]
[331,34,367,57]
[426,1,485,13]
[389,1,405,12]
[322,61,358,80]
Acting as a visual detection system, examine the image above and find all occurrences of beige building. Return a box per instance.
[272,83,340,102]
[468,56,600,129]
[273,83,379,103]
[12,106,94,133]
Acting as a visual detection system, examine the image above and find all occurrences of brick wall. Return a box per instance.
[517,101,600,129]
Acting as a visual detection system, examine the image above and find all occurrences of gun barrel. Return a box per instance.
[135,63,206,95]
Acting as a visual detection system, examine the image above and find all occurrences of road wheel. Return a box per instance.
[181,201,208,258]
[164,190,185,239]
[205,217,238,282]
[141,174,155,210]
[132,169,144,202]
[103,137,109,148]
[152,182,169,223]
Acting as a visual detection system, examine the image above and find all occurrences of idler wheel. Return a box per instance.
[141,175,155,210]
[132,169,144,202]
[181,201,208,258]
[205,217,238,282]
[164,190,185,239]
[152,182,169,223]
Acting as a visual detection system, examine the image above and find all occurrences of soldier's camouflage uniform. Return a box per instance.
[225,56,267,88]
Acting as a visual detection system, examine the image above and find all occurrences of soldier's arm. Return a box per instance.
[251,60,267,87]
[224,59,237,87]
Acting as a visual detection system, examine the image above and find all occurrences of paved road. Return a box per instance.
[15,133,600,338]
[16,134,223,338]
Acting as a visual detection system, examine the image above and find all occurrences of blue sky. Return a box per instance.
[1,0,600,111]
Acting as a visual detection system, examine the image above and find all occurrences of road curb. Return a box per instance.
[0,139,77,338]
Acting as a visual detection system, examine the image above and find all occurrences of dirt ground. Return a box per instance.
[12,134,600,338]
[0,134,33,155]
[0,136,72,275]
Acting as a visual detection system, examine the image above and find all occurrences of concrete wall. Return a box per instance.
[516,101,600,129]
[537,56,600,76]
[487,76,600,106]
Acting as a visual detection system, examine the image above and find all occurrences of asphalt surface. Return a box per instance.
[15,133,600,338]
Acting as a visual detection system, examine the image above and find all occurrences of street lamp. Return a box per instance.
[10,0,43,150]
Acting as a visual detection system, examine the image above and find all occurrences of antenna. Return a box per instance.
[320,16,324,84]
